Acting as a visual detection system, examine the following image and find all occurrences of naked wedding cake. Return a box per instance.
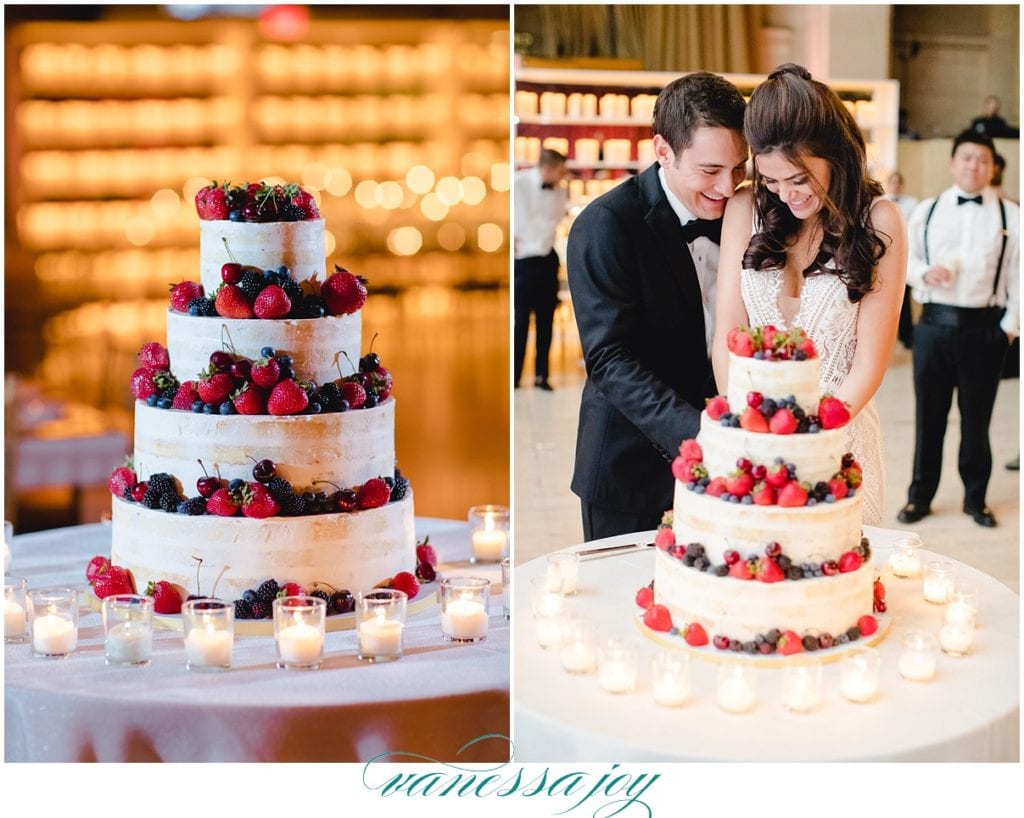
[637,326,884,655]
[102,182,419,615]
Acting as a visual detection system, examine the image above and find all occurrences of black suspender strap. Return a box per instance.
[991,198,1008,300]
[922,196,940,265]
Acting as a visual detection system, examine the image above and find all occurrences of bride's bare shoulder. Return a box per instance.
[723,187,754,232]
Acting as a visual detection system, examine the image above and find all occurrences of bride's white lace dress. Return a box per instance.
[741,263,884,525]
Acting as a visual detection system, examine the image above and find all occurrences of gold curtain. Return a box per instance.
[528,5,759,73]
[641,5,757,73]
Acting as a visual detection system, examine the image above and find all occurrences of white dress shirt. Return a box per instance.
[658,167,720,353]
[906,185,1020,335]
[513,166,568,260]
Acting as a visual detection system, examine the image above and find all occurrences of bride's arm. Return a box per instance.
[712,188,754,392]
[832,198,907,417]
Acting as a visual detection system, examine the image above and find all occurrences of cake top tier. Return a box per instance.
[724,325,823,421]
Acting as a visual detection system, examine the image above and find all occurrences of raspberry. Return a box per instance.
[357,477,391,509]
[391,571,419,600]
[170,281,204,313]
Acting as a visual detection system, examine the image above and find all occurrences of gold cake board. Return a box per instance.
[635,609,893,668]
[86,584,440,636]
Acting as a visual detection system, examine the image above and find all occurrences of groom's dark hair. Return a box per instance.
[652,72,746,154]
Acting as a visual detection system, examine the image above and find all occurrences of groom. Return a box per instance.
[567,72,748,541]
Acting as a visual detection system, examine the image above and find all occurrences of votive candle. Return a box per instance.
[27,586,79,658]
[840,647,880,703]
[652,651,690,707]
[597,639,638,694]
[4,576,27,642]
[899,630,938,681]
[923,561,955,604]
[717,661,757,713]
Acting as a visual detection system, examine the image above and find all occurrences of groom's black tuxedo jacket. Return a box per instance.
[567,163,717,516]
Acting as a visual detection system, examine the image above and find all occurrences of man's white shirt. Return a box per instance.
[513,166,567,260]
[658,167,720,354]
[906,185,1020,336]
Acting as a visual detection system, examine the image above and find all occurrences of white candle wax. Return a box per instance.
[560,642,597,674]
[841,671,877,703]
[32,613,76,655]
[277,622,324,665]
[5,600,26,638]
[923,577,953,604]
[185,626,232,668]
[784,677,821,712]
[944,601,976,626]
[717,676,756,713]
[471,529,507,561]
[547,560,578,594]
[899,650,937,681]
[535,617,564,649]
[889,553,922,578]
[598,660,636,694]
[441,599,488,640]
[653,673,690,707]
[358,617,403,656]
[939,623,974,654]
[106,621,152,664]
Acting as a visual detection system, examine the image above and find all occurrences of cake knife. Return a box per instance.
[575,542,655,560]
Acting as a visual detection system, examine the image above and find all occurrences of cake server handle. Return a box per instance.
[576,542,655,559]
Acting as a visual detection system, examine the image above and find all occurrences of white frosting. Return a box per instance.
[133,400,396,492]
[673,482,862,565]
[112,493,414,600]
[166,310,361,385]
[727,355,821,416]
[698,412,846,487]
[199,219,326,293]
[655,548,873,643]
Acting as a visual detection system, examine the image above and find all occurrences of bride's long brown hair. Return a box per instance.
[742,64,887,301]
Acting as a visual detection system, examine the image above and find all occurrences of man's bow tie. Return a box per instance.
[681,217,722,245]
[957,194,983,206]
[541,182,554,190]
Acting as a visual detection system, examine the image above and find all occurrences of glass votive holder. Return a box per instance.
[898,629,938,681]
[440,577,490,643]
[467,504,509,563]
[535,612,569,651]
[652,651,691,707]
[182,598,234,672]
[939,612,976,657]
[840,646,881,703]
[717,660,757,713]
[102,594,153,667]
[4,521,12,572]
[356,589,406,663]
[560,619,598,674]
[273,596,326,670]
[597,638,638,694]
[922,560,956,604]
[501,557,510,620]
[546,551,580,595]
[530,575,565,619]
[27,586,79,658]
[888,534,923,578]
[782,656,823,713]
[945,583,979,624]
[4,576,28,643]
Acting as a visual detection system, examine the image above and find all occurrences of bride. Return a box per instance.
[712,64,907,525]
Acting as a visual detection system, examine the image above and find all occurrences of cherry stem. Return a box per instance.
[368,332,378,354]
[191,556,204,596]
[312,479,343,492]
[197,459,210,479]
[210,565,229,598]
[339,351,357,376]
[222,237,237,264]
[220,325,238,357]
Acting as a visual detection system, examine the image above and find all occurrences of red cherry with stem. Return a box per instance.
[752,465,767,481]
[249,456,276,483]
[723,549,740,566]
[221,263,243,285]
[747,391,763,408]
[131,482,148,502]
[196,459,222,498]
[210,350,233,371]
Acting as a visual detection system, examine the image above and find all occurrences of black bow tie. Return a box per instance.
[541,182,554,190]
[957,194,983,206]
[681,217,722,245]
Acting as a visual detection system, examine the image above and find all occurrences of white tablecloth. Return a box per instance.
[5,520,509,762]
[514,526,1019,762]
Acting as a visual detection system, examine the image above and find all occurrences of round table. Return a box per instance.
[5,520,509,763]
[514,526,1019,762]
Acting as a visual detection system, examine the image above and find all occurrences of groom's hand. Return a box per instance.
[922,265,955,288]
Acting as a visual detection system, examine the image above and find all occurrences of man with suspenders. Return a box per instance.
[897,129,1019,528]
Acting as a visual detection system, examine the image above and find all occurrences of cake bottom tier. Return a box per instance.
[654,549,874,643]
[111,492,414,601]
